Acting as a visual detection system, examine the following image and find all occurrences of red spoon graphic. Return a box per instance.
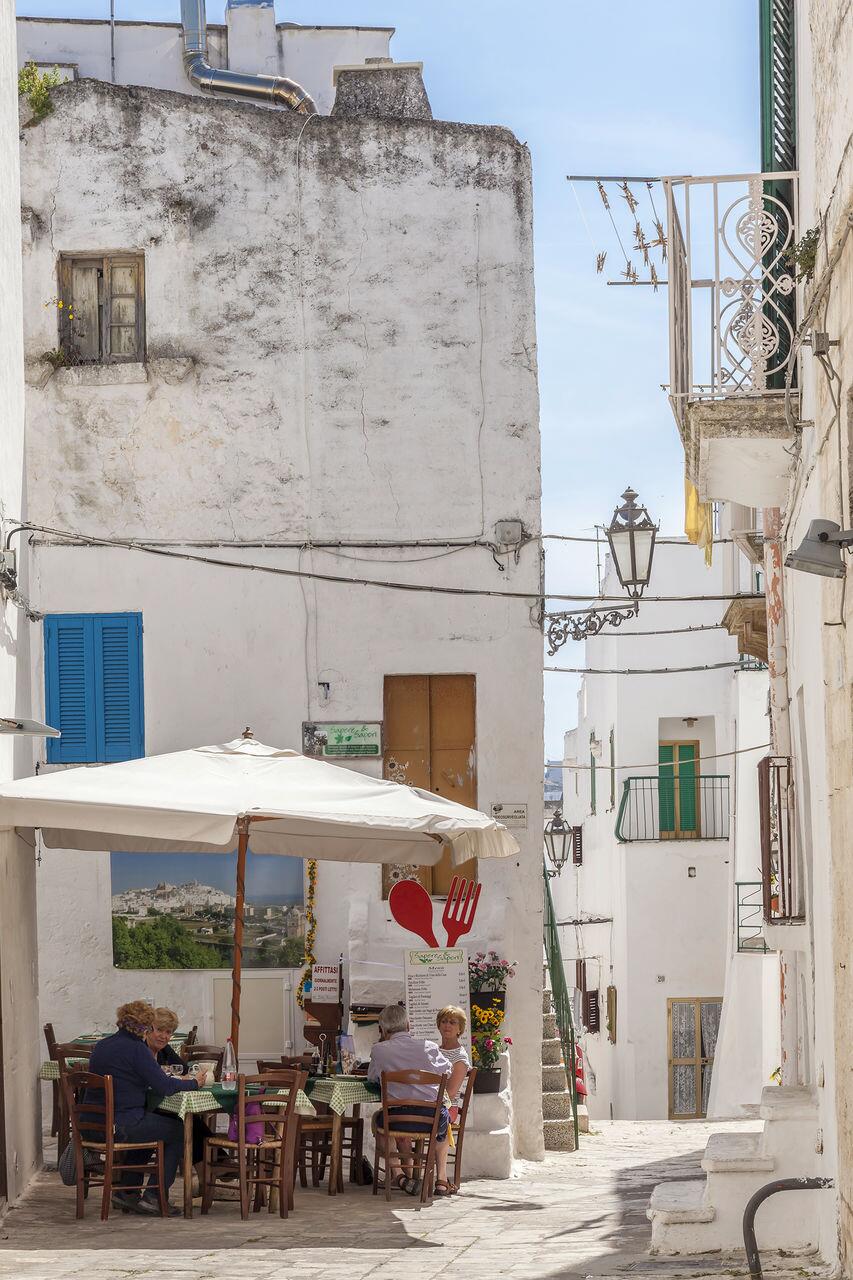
[389,879,439,948]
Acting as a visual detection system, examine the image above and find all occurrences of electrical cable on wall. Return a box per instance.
[546,741,770,771]
[545,660,746,675]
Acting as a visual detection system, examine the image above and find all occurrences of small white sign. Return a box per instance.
[311,963,340,1004]
[491,802,527,829]
[404,948,471,1055]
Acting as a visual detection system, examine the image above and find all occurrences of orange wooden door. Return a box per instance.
[383,674,477,897]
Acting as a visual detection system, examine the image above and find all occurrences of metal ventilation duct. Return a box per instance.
[180,0,317,115]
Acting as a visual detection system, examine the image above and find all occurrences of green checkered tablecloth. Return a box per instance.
[305,1075,380,1115]
[40,1032,187,1083]
[153,1083,316,1120]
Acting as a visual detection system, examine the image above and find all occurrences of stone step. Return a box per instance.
[541,1037,564,1066]
[647,1179,714,1225]
[542,1063,569,1092]
[577,1103,590,1133]
[543,1117,576,1152]
[759,1084,818,1122]
[702,1131,774,1174]
[542,1088,573,1120]
[542,989,553,1014]
[542,1012,557,1038]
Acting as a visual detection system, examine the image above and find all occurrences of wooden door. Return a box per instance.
[667,997,722,1118]
[383,674,477,897]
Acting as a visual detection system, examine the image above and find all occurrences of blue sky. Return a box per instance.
[18,0,759,756]
[110,848,304,899]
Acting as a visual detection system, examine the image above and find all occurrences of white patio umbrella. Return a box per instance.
[0,732,517,1049]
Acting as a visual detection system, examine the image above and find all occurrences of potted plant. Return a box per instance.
[469,951,516,1016]
[471,1030,511,1093]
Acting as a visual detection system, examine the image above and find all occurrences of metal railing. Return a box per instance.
[736,882,768,953]
[615,775,730,842]
[663,171,799,432]
[543,867,579,1151]
[758,755,802,921]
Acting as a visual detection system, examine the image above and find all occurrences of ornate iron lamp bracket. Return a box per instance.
[546,601,639,655]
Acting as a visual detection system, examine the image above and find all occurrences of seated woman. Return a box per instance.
[436,1005,472,1194]
[145,1007,185,1072]
[89,1000,210,1217]
[368,1003,453,1197]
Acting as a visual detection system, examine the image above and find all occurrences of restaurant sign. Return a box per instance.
[302,721,382,759]
[404,948,472,1054]
[310,963,341,1004]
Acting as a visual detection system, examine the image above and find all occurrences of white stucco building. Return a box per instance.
[557,538,776,1124]
[641,0,853,1262]
[15,1,545,1175]
[0,0,40,1214]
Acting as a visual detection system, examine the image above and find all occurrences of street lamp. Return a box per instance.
[546,487,658,654]
[544,809,571,879]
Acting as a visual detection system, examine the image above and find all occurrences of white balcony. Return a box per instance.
[664,172,799,507]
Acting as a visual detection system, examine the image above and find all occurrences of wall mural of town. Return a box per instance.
[110,850,306,970]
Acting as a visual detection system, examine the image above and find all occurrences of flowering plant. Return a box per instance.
[468,951,516,993]
[472,1032,512,1071]
[470,999,505,1032]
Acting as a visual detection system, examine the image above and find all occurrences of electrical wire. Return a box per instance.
[543,534,734,545]
[542,622,726,638]
[8,521,764,607]
[545,741,770,771]
[545,660,745,675]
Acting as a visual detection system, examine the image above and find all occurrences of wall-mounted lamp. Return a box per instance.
[544,809,571,879]
[785,519,853,578]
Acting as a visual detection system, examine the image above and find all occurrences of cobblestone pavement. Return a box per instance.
[0,1121,830,1280]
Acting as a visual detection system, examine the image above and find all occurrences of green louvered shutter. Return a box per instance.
[659,744,676,835]
[677,745,698,835]
[760,0,796,173]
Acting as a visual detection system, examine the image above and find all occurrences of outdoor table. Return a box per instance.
[303,1075,380,1197]
[152,1082,317,1219]
[39,1031,186,1080]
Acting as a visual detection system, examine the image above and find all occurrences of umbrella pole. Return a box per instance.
[230,821,249,1054]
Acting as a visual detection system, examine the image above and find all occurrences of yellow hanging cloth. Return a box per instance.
[684,475,713,567]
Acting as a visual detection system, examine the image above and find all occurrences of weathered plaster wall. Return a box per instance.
[0,0,39,1207]
[19,79,544,1163]
[16,17,392,116]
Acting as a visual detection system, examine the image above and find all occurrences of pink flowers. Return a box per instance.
[468,951,517,992]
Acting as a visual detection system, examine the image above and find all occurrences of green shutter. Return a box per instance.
[659,744,676,834]
[677,744,698,834]
[760,0,796,173]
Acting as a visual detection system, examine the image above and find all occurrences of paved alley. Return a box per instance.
[0,1121,829,1280]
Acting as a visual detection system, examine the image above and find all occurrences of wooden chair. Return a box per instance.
[372,1069,447,1207]
[61,1069,168,1221]
[256,1054,313,1074]
[184,1025,199,1047]
[55,1041,92,1158]
[43,1022,60,1138]
[201,1070,304,1219]
[447,1068,477,1191]
[181,1044,224,1080]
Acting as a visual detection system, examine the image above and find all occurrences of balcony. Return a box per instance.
[664,172,799,506]
[615,776,730,843]
[758,755,803,922]
[736,882,768,953]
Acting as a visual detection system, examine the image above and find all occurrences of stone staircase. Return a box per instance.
[542,981,587,1150]
[648,1086,823,1255]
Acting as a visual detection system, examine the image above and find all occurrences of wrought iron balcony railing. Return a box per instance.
[663,171,799,432]
[758,755,803,921]
[736,881,768,953]
[615,775,730,843]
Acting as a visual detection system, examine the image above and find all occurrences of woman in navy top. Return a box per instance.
[89,1000,210,1216]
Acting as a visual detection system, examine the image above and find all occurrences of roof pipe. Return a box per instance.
[180,0,317,115]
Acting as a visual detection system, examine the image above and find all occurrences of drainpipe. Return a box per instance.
[180,0,317,114]
[763,506,799,1087]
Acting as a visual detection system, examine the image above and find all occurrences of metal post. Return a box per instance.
[230,820,249,1053]
[110,0,116,84]
[743,1177,832,1280]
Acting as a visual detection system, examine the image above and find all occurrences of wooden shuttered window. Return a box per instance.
[575,959,600,1034]
[760,0,796,173]
[58,254,145,363]
[658,741,700,839]
[45,613,145,763]
[572,826,583,866]
[382,674,477,898]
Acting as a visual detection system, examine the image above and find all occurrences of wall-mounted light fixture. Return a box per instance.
[547,488,658,653]
[785,519,853,578]
[544,809,571,879]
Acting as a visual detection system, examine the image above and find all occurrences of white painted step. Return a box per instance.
[759,1085,818,1121]
[647,1179,714,1225]
[702,1131,775,1173]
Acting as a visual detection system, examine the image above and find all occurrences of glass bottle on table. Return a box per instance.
[221,1038,237,1092]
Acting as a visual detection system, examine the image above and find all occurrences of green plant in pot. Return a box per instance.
[469,951,516,1016]
[470,1001,511,1093]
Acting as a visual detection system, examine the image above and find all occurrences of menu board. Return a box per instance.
[404,948,471,1055]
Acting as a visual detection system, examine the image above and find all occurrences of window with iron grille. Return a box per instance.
[58,254,145,364]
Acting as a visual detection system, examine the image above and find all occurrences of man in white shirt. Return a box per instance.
[368,1004,453,1195]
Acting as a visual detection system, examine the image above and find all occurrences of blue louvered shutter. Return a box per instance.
[45,615,96,763]
[93,614,144,761]
[45,613,144,763]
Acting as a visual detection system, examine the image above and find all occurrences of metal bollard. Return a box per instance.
[743,1176,834,1280]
